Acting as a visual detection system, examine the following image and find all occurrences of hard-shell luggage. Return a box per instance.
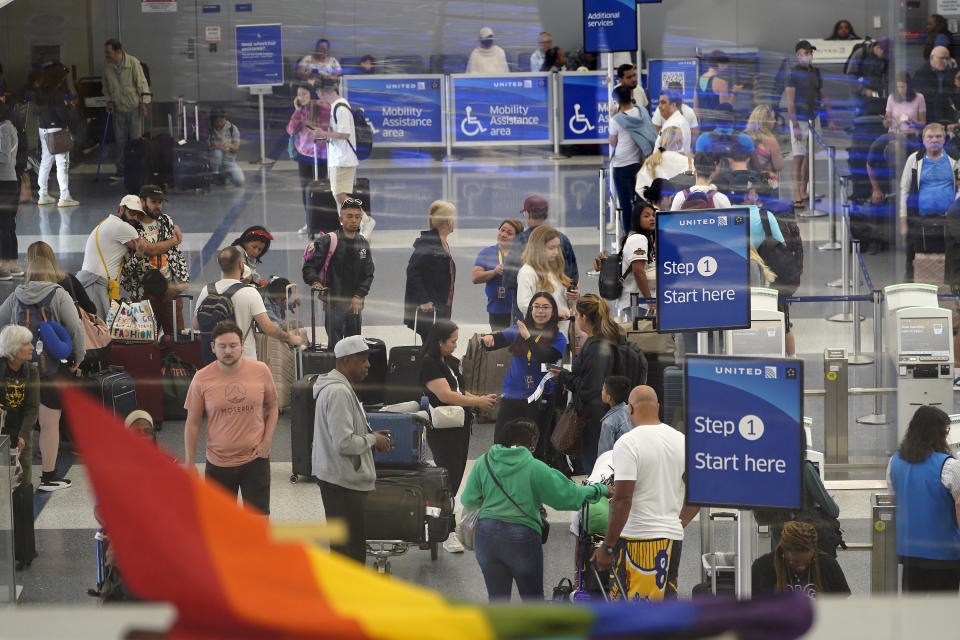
[384,309,434,405]
[256,284,306,411]
[290,372,319,482]
[107,343,164,426]
[89,365,138,418]
[462,333,511,424]
[364,478,426,542]
[368,412,428,469]
[354,337,387,406]
[12,482,37,568]
[662,364,684,429]
[376,466,454,543]
[174,102,210,191]
[301,287,337,377]
[306,143,340,236]
[913,252,948,292]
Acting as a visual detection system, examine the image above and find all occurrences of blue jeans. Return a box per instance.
[325,299,362,350]
[612,163,643,232]
[474,518,544,601]
[210,149,246,186]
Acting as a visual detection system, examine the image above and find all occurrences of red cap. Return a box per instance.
[523,195,548,216]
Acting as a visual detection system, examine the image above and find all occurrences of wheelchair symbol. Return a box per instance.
[568,104,595,135]
[460,106,487,137]
[365,116,379,134]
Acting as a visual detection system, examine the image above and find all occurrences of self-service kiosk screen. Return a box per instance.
[899,317,950,353]
[729,319,783,356]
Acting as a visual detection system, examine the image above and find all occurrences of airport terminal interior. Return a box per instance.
[1,0,959,637]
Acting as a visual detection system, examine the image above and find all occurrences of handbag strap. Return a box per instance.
[483,453,536,521]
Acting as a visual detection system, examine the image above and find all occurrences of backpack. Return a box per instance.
[615,340,648,388]
[757,210,802,296]
[598,249,625,300]
[15,289,65,377]
[196,282,253,365]
[333,102,373,161]
[302,231,339,288]
[679,189,717,210]
[843,37,876,77]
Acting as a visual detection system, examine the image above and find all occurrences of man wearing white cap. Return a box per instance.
[76,195,152,318]
[312,335,393,563]
[467,27,510,74]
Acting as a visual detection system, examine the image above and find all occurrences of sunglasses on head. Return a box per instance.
[342,198,364,209]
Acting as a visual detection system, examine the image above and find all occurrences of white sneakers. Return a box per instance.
[37,194,79,207]
[57,198,80,207]
[36,194,56,205]
[443,532,465,553]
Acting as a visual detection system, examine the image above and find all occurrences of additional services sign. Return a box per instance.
[344,76,444,147]
[235,23,283,87]
[583,0,637,53]
[657,207,751,332]
[646,59,698,114]
[560,72,609,143]
[685,355,804,509]
[451,74,550,146]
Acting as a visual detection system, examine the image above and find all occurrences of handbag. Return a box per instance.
[43,129,73,155]
[106,300,157,343]
[550,404,585,456]
[484,454,550,545]
[429,404,466,429]
[458,507,479,551]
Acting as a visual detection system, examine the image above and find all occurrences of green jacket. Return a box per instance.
[461,445,608,535]
[102,52,151,112]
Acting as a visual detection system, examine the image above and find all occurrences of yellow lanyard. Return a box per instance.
[526,334,542,366]
[497,249,503,266]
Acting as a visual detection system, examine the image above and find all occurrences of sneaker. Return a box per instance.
[107,173,124,182]
[36,194,56,205]
[443,534,464,553]
[0,269,11,281]
[57,198,80,207]
[38,476,72,492]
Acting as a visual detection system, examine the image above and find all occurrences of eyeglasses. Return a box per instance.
[532,304,553,311]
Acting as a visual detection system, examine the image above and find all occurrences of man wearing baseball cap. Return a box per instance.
[785,39,835,209]
[502,195,580,319]
[466,26,509,74]
[312,335,393,563]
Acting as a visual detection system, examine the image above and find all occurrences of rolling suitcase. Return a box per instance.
[354,337,387,405]
[123,138,147,194]
[89,365,138,417]
[384,309,434,405]
[302,287,337,376]
[107,343,164,427]
[364,478,426,542]
[174,102,211,191]
[257,284,305,411]
[662,364,684,430]
[376,466,454,543]
[462,333,511,424]
[12,482,37,568]
[290,369,320,482]
[306,142,340,236]
[368,412,429,469]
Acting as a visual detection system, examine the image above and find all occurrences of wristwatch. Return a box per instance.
[599,542,616,556]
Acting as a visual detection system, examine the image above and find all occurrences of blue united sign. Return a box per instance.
[657,208,751,332]
[451,74,550,145]
[647,59,699,114]
[235,24,283,86]
[560,73,609,143]
[344,76,444,147]
[685,356,804,509]
[583,0,638,53]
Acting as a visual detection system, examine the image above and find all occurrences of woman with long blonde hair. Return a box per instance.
[744,105,784,187]
[517,225,573,320]
[636,126,692,195]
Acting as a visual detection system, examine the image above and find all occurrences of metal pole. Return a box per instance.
[799,128,827,219]
[849,240,873,364]
[698,329,709,584]
[818,148,842,250]
[736,510,754,599]
[828,210,853,321]
[549,72,568,160]
[258,93,266,164]
[858,289,889,424]
[443,75,458,162]
[598,168,606,254]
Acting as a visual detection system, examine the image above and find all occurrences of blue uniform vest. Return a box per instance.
[889,451,960,560]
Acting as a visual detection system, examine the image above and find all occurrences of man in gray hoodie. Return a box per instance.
[312,335,392,563]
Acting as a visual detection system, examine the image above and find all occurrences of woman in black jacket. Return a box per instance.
[404,200,457,342]
[551,294,620,474]
[35,64,77,207]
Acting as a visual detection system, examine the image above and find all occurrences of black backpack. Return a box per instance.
[615,339,648,388]
[757,210,801,296]
[598,248,625,300]
[334,102,373,161]
[196,282,252,364]
[843,37,876,77]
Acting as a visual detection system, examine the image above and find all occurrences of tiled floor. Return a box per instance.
[2,146,919,604]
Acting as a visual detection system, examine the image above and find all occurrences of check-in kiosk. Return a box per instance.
[724,288,785,357]
[884,284,953,441]
[948,414,960,457]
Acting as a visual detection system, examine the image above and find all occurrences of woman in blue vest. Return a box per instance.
[472,219,523,331]
[887,405,960,592]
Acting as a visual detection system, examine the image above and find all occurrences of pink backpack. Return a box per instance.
[302,231,339,287]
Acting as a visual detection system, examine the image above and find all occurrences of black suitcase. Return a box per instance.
[384,309,434,405]
[365,477,427,543]
[354,337,387,405]
[300,287,337,377]
[174,103,210,191]
[89,366,138,417]
[352,176,371,214]
[13,482,37,568]
[290,373,319,482]
[376,466,453,543]
[123,139,147,194]
[306,143,340,236]
[662,364,684,430]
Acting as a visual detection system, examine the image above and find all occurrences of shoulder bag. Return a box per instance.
[550,404,585,456]
[43,129,73,155]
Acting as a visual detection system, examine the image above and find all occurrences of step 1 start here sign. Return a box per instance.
[685,356,804,510]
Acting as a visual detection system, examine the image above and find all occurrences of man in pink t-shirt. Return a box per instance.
[184,320,279,514]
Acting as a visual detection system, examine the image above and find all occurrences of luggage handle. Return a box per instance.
[590,561,627,603]
[171,293,195,343]
[313,141,319,181]
[411,307,436,347]
[286,283,298,331]
[309,286,327,349]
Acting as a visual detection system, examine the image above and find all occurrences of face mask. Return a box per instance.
[798,55,813,66]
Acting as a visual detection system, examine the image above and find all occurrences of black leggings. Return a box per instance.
[0,180,19,261]
[426,424,471,495]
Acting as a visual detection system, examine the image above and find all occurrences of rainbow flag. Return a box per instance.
[62,387,813,639]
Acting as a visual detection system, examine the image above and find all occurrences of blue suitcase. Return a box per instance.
[369,412,428,469]
[89,366,138,417]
